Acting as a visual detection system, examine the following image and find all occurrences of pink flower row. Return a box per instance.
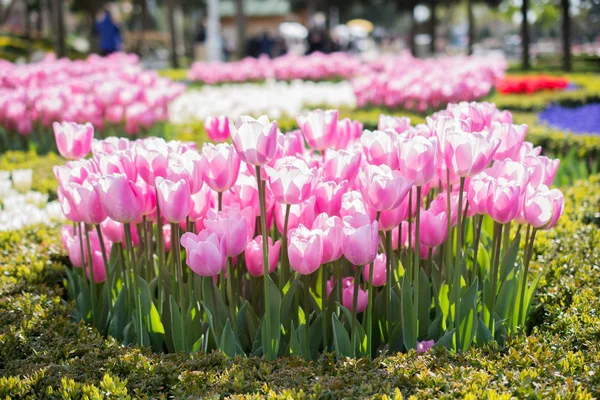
[55,102,563,308]
[188,52,362,84]
[0,53,185,136]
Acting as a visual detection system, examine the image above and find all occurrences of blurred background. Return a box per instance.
[0,0,598,71]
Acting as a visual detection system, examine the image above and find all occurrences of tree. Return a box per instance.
[53,0,65,57]
[430,0,437,54]
[521,0,530,69]
[561,0,571,71]
[235,0,246,59]
[166,0,179,67]
[70,0,109,54]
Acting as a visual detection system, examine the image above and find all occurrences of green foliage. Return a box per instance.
[0,175,599,398]
[0,150,63,198]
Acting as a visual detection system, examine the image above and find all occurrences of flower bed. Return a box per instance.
[538,103,600,135]
[0,172,598,397]
[495,75,570,94]
[51,101,565,362]
[0,53,185,152]
[168,80,356,124]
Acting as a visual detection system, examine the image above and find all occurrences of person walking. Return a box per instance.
[95,10,123,56]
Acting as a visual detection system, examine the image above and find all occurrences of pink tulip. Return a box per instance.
[322,149,362,184]
[275,195,316,235]
[363,253,386,287]
[163,224,172,253]
[313,213,343,263]
[230,115,278,166]
[53,121,94,160]
[282,129,305,156]
[155,177,191,223]
[419,209,448,248]
[487,159,530,191]
[61,225,85,267]
[100,218,139,245]
[181,230,226,276]
[296,109,339,150]
[398,135,437,186]
[417,340,435,353]
[378,115,411,134]
[467,174,493,215]
[94,174,143,224]
[189,183,213,221]
[342,213,379,266]
[266,156,316,205]
[379,195,410,231]
[336,118,363,149]
[444,131,500,177]
[341,277,368,313]
[53,161,91,186]
[315,179,348,217]
[361,129,400,169]
[245,236,281,277]
[523,185,564,230]
[204,205,253,257]
[199,143,241,192]
[340,190,376,222]
[525,155,560,188]
[359,164,413,211]
[166,151,203,194]
[95,149,137,181]
[486,179,521,224]
[491,123,527,161]
[67,181,107,225]
[88,250,107,283]
[288,224,324,275]
[135,145,168,186]
[57,186,82,222]
[204,115,230,142]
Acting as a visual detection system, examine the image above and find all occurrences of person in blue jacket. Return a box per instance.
[95,10,122,55]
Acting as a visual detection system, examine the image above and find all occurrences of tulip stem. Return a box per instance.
[84,226,97,326]
[95,225,109,275]
[256,165,274,359]
[407,190,413,282]
[173,223,186,312]
[321,265,328,352]
[335,259,343,315]
[218,191,223,211]
[366,260,374,358]
[452,178,465,346]
[226,257,237,330]
[124,222,144,346]
[518,226,537,325]
[445,169,453,294]
[155,189,165,315]
[414,186,422,340]
[472,215,483,284]
[350,265,360,356]
[488,222,503,333]
[385,229,393,340]
[303,273,311,359]
[280,203,291,290]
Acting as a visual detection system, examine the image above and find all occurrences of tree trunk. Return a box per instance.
[235,0,246,59]
[306,0,316,25]
[135,0,148,55]
[409,7,417,57]
[561,0,571,71]
[88,9,97,54]
[467,0,474,55]
[429,0,436,55]
[53,0,65,58]
[36,0,43,35]
[521,0,530,70]
[166,0,179,68]
[24,0,32,60]
[0,0,16,25]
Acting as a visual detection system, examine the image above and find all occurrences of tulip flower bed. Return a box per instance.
[0,173,597,397]
[188,52,362,84]
[0,53,185,153]
[51,101,567,362]
[495,75,570,94]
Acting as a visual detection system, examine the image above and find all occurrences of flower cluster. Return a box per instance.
[538,103,600,135]
[496,75,569,94]
[55,102,563,359]
[353,54,506,111]
[0,53,185,137]
[169,80,356,124]
[0,169,64,231]
[188,52,361,84]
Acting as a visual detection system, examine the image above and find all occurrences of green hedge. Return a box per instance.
[1,169,599,398]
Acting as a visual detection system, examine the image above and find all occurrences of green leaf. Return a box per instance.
[169,295,186,353]
[332,313,353,358]
[261,275,281,360]
[289,320,302,356]
[250,317,263,357]
[499,232,521,284]
[401,276,417,351]
[523,272,543,324]
[136,276,165,352]
[418,268,432,338]
[220,319,245,357]
[458,277,478,352]
[109,285,129,341]
[338,305,366,357]
[476,317,493,344]
[435,329,455,350]
[280,274,299,328]
[496,276,517,324]
[309,313,323,359]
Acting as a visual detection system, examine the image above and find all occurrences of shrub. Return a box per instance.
[0,170,598,397]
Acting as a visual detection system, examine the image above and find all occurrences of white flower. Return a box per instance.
[11,169,33,193]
